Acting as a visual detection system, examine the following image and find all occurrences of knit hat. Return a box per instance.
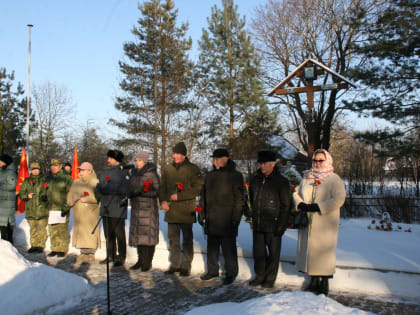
[107,149,124,163]
[257,150,277,163]
[78,162,93,170]
[30,162,40,170]
[50,158,62,166]
[211,148,229,158]
[0,154,13,167]
[135,151,149,162]
[172,142,187,156]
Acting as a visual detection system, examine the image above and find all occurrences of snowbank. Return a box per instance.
[0,240,91,315]
[185,291,374,315]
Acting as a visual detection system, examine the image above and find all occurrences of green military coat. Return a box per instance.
[19,174,49,220]
[46,170,73,214]
[159,158,203,224]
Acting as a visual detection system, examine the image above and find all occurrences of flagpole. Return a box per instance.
[26,24,33,162]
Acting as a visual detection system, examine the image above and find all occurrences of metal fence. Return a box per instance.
[342,195,420,223]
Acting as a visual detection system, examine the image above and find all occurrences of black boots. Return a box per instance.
[303,276,329,296]
[304,276,320,292]
[318,276,329,295]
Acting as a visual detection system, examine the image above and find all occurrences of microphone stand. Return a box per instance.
[91,195,129,315]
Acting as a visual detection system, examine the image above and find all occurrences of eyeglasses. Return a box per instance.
[313,159,326,163]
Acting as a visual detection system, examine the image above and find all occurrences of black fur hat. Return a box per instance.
[211,148,229,158]
[257,150,276,163]
[0,154,13,167]
[107,149,124,163]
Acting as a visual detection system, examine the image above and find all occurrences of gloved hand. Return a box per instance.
[61,210,69,217]
[306,203,321,212]
[298,202,310,212]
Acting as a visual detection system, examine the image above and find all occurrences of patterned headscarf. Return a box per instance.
[303,149,334,181]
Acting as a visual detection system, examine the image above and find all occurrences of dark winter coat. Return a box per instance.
[46,170,73,214]
[95,164,130,218]
[198,160,244,236]
[128,162,160,246]
[159,158,203,224]
[248,166,291,235]
[0,164,17,227]
[18,174,49,220]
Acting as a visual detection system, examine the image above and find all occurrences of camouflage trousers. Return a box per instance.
[27,218,48,248]
[48,217,69,253]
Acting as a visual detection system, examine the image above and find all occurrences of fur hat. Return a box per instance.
[172,142,187,156]
[257,150,276,163]
[135,151,149,162]
[0,154,13,167]
[107,149,124,163]
[211,148,229,158]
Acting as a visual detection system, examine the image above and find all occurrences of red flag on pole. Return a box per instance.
[16,147,29,213]
[71,146,80,180]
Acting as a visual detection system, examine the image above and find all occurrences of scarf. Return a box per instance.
[303,149,334,182]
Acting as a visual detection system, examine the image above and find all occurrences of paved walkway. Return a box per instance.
[17,248,420,315]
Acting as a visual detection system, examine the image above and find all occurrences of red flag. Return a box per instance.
[16,147,29,213]
[71,146,80,180]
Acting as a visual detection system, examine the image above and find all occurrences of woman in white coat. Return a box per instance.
[293,149,346,295]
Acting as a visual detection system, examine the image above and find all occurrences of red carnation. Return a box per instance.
[290,185,295,191]
[148,179,153,184]
[41,183,47,188]
[30,180,34,184]
[176,182,183,191]
[371,219,376,224]
[314,179,321,185]
[84,191,89,196]
[243,182,250,188]
[105,176,111,181]
[143,181,151,192]
[195,205,203,213]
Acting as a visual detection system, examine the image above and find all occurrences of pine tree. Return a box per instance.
[198,0,265,144]
[113,0,194,169]
[349,0,420,195]
[0,67,27,156]
[349,0,420,132]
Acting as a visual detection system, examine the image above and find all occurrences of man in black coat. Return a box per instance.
[198,148,244,285]
[95,149,130,267]
[247,150,291,288]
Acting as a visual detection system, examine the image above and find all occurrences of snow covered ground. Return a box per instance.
[1,211,419,314]
[185,292,374,315]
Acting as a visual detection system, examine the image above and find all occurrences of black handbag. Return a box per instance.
[293,211,308,229]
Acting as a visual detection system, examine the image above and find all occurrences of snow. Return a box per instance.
[185,292,374,315]
[2,211,420,314]
[0,240,91,315]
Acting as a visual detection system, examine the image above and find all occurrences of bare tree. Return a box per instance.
[30,81,75,172]
[251,0,382,156]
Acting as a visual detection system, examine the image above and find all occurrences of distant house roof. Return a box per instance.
[268,135,307,162]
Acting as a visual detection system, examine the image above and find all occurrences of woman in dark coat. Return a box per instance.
[128,151,160,271]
